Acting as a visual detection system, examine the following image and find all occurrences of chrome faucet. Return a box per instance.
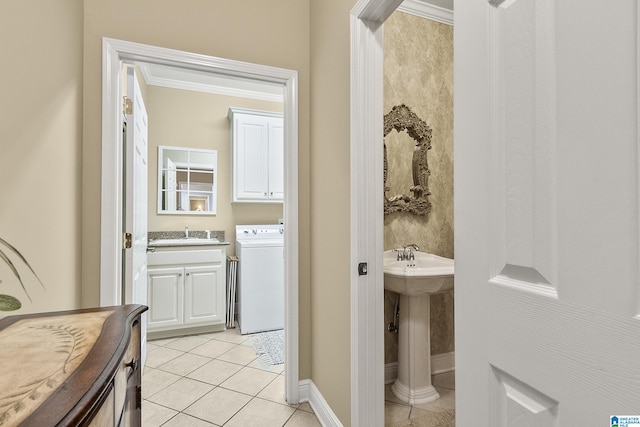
[394,244,420,261]
[184,225,189,238]
[403,244,419,261]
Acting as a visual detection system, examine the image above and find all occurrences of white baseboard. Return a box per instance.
[298,379,311,402]
[300,353,454,425]
[298,379,343,427]
[431,351,455,374]
[385,362,399,384]
[385,352,455,384]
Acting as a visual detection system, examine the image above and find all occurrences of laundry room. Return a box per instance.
[136,61,287,338]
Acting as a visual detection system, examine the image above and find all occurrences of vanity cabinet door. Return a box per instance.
[147,267,183,330]
[183,264,224,325]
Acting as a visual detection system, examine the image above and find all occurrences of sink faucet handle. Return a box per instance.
[404,243,420,252]
[185,225,189,238]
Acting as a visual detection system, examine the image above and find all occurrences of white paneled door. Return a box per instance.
[124,66,149,368]
[455,0,640,425]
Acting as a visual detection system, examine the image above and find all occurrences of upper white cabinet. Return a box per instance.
[229,107,283,203]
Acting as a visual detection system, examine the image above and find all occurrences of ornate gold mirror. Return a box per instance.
[384,104,432,216]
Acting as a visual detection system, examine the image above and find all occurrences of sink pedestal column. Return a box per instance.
[391,293,440,405]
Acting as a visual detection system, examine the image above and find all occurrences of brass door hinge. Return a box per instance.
[123,97,133,115]
[123,232,132,249]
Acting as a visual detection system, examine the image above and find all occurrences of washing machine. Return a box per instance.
[235,224,284,334]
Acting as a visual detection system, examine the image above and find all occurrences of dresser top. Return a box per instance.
[0,304,147,426]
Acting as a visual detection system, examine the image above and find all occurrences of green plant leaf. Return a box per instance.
[0,248,31,302]
[0,294,21,311]
[0,237,45,290]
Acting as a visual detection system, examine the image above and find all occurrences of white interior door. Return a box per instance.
[455,1,640,425]
[124,66,149,367]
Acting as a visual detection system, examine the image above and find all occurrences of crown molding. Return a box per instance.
[397,0,454,26]
[138,63,284,103]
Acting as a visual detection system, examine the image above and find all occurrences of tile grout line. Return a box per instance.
[143,330,318,427]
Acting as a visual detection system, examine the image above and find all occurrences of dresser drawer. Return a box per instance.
[114,318,141,424]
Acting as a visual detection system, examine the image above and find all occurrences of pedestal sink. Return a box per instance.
[384,249,454,405]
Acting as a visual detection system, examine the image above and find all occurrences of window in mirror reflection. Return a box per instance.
[158,146,218,215]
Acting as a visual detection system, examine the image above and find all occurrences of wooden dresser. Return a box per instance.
[0,304,147,426]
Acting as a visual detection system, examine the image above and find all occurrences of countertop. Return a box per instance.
[147,238,230,248]
[147,230,229,248]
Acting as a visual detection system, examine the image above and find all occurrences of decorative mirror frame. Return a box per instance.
[383,104,432,216]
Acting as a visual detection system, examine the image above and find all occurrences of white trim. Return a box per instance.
[385,362,399,384]
[636,0,640,320]
[297,379,311,402]
[304,380,344,427]
[385,353,455,384]
[100,38,300,404]
[431,351,456,374]
[139,73,284,104]
[398,0,454,26]
[350,1,402,426]
[143,76,284,103]
[100,39,125,306]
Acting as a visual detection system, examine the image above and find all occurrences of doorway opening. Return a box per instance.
[350,1,453,426]
[99,38,300,404]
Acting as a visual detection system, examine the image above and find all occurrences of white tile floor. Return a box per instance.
[142,328,321,427]
[143,327,454,427]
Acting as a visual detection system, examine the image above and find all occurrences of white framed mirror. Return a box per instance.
[157,145,217,214]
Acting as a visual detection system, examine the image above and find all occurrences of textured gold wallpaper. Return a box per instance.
[383,11,454,363]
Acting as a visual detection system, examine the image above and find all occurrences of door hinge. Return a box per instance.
[123,232,132,249]
[123,97,133,115]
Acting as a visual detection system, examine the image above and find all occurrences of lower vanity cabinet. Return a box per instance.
[0,304,147,427]
[147,246,226,336]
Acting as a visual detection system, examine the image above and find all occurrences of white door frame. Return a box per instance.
[350,1,403,425]
[99,37,300,403]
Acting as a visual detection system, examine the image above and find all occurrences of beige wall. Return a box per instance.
[309,0,354,424]
[383,12,455,362]
[146,85,283,256]
[0,1,83,315]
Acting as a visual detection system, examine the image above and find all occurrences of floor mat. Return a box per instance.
[249,329,284,367]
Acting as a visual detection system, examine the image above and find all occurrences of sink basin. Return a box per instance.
[383,250,454,296]
[383,249,454,405]
[148,237,219,246]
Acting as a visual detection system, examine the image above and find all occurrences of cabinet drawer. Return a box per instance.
[148,248,224,266]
